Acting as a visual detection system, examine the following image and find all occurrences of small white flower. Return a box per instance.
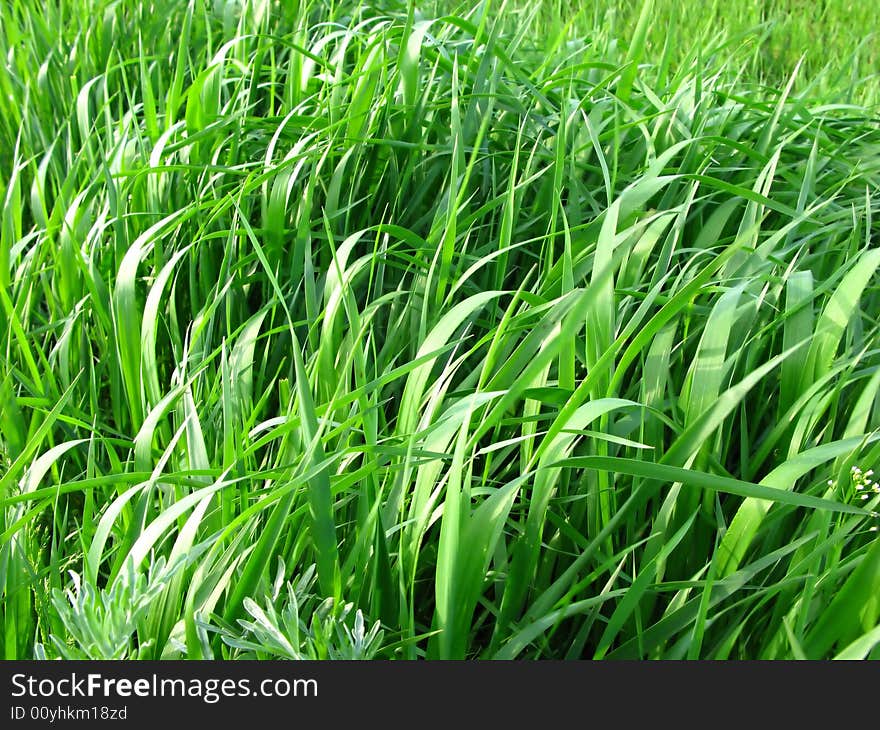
[861,494,870,500]
[856,484,864,490]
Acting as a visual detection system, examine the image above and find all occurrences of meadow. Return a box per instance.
[1,0,879,660]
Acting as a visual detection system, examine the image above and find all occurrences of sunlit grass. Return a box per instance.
[1,0,880,660]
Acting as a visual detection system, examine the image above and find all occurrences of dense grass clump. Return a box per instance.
[1,0,880,660]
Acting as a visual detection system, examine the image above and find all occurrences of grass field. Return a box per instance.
[432,0,880,104]
[1,0,880,660]
[611,0,879,77]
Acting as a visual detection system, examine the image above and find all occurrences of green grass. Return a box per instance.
[1,0,880,660]
[434,0,880,105]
